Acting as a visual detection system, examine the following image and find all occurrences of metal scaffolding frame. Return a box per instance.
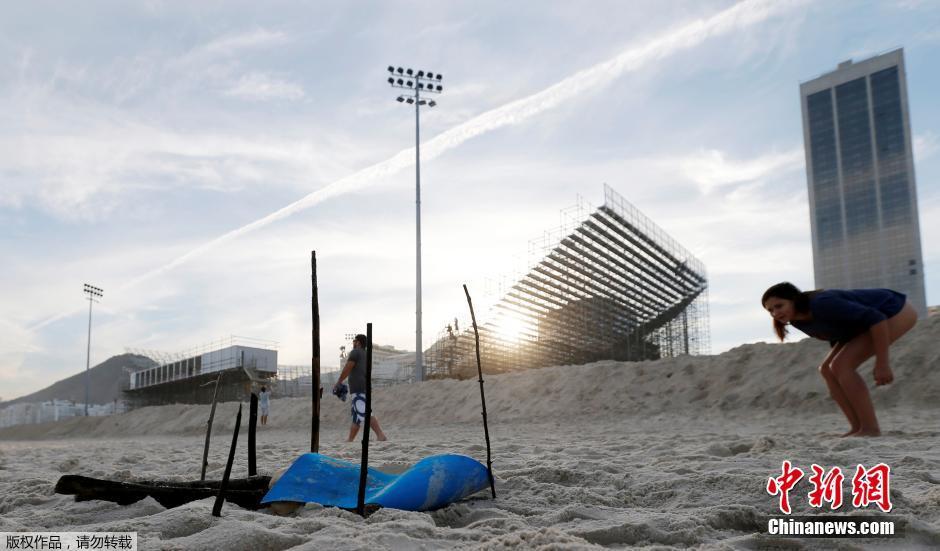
[425,185,709,378]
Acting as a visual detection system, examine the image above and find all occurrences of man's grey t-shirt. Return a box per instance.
[346,348,367,394]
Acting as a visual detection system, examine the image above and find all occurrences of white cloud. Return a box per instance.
[0,110,353,219]
[914,131,939,160]
[0,317,41,390]
[893,0,931,11]
[225,72,305,101]
[199,29,290,57]
[674,148,804,193]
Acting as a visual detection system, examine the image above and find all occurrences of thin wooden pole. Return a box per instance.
[248,392,258,476]
[212,403,242,517]
[356,323,373,517]
[201,372,223,481]
[311,251,321,453]
[463,284,496,499]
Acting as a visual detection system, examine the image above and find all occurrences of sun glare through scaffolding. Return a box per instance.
[425,185,710,378]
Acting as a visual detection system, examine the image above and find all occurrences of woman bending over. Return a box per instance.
[761,282,917,437]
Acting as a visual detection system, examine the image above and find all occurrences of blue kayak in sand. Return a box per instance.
[261,453,490,511]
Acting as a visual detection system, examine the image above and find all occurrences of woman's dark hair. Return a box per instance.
[761,282,814,341]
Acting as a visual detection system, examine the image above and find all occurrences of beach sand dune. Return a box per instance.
[2,315,939,549]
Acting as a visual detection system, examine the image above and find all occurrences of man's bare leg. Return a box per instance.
[370,417,387,441]
[347,424,360,442]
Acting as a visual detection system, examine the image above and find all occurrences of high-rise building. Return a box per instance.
[800,48,927,316]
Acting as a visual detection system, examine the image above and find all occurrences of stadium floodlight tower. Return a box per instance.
[83,283,103,416]
[387,65,443,383]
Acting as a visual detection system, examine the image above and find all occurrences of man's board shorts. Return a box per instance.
[350,393,367,426]
[260,405,269,416]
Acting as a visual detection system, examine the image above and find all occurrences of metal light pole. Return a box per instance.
[387,65,443,383]
[83,283,103,416]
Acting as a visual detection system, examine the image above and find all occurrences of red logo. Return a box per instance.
[807,464,845,510]
[767,460,805,514]
[851,463,892,513]
[768,461,892,514]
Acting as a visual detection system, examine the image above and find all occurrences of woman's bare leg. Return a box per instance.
[830,303,918,437]
[819,363,861,435]
[816,343,860,435]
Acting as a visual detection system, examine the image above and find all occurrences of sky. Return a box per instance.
[2,0,939,401]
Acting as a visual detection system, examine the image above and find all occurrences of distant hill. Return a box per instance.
[0,354,157,408]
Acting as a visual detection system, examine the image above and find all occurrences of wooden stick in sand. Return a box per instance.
[311,250,321,453]
[248,392,258,476]
[201,372,223,481]
[356,323,373,517]
[463,284,496,499]
[212,403,242,517]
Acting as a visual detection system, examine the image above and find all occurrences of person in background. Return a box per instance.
[259,385,270,426]
[761,282,917,437]
[334,334,387,442]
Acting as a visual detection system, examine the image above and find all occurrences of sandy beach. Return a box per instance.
[2,315,939,549]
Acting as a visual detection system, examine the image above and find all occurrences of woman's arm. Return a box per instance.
[870,320,893,385]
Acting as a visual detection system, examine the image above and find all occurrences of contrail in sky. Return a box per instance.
[29,0,804,331]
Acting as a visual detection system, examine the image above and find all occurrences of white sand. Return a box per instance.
[2,315,939,549]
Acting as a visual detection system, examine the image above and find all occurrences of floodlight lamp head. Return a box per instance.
[436,85,443,91]
[417,70,424,77]
[406,97,415,104]
[387,66,394,73]
[428,100,436,107]
[427,72,434,79]
[406,80,413,87]
[406,68,413,75]
[397,67,404,74]
[397,78,403,85]
[83,283,103,298]
[387,77,394,84]
[418,99,427,105]
[436,74,442,81]
[396,96,405,102]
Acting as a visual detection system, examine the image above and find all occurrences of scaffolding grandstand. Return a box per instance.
[425,184,709,378]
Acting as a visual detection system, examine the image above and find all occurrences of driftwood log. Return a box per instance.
[54,474,271,511]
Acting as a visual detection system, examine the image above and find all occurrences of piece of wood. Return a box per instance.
[356,323,373,517]
[54,475,271,511]
[248,393,258,476]
[212,403,242,517]
[311,251,321,453]
[464,284,496,499]
[201,372,223,481]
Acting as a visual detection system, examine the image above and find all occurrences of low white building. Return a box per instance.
[0,400,124,429]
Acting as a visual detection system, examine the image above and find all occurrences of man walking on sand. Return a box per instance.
[334,334,387,442]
